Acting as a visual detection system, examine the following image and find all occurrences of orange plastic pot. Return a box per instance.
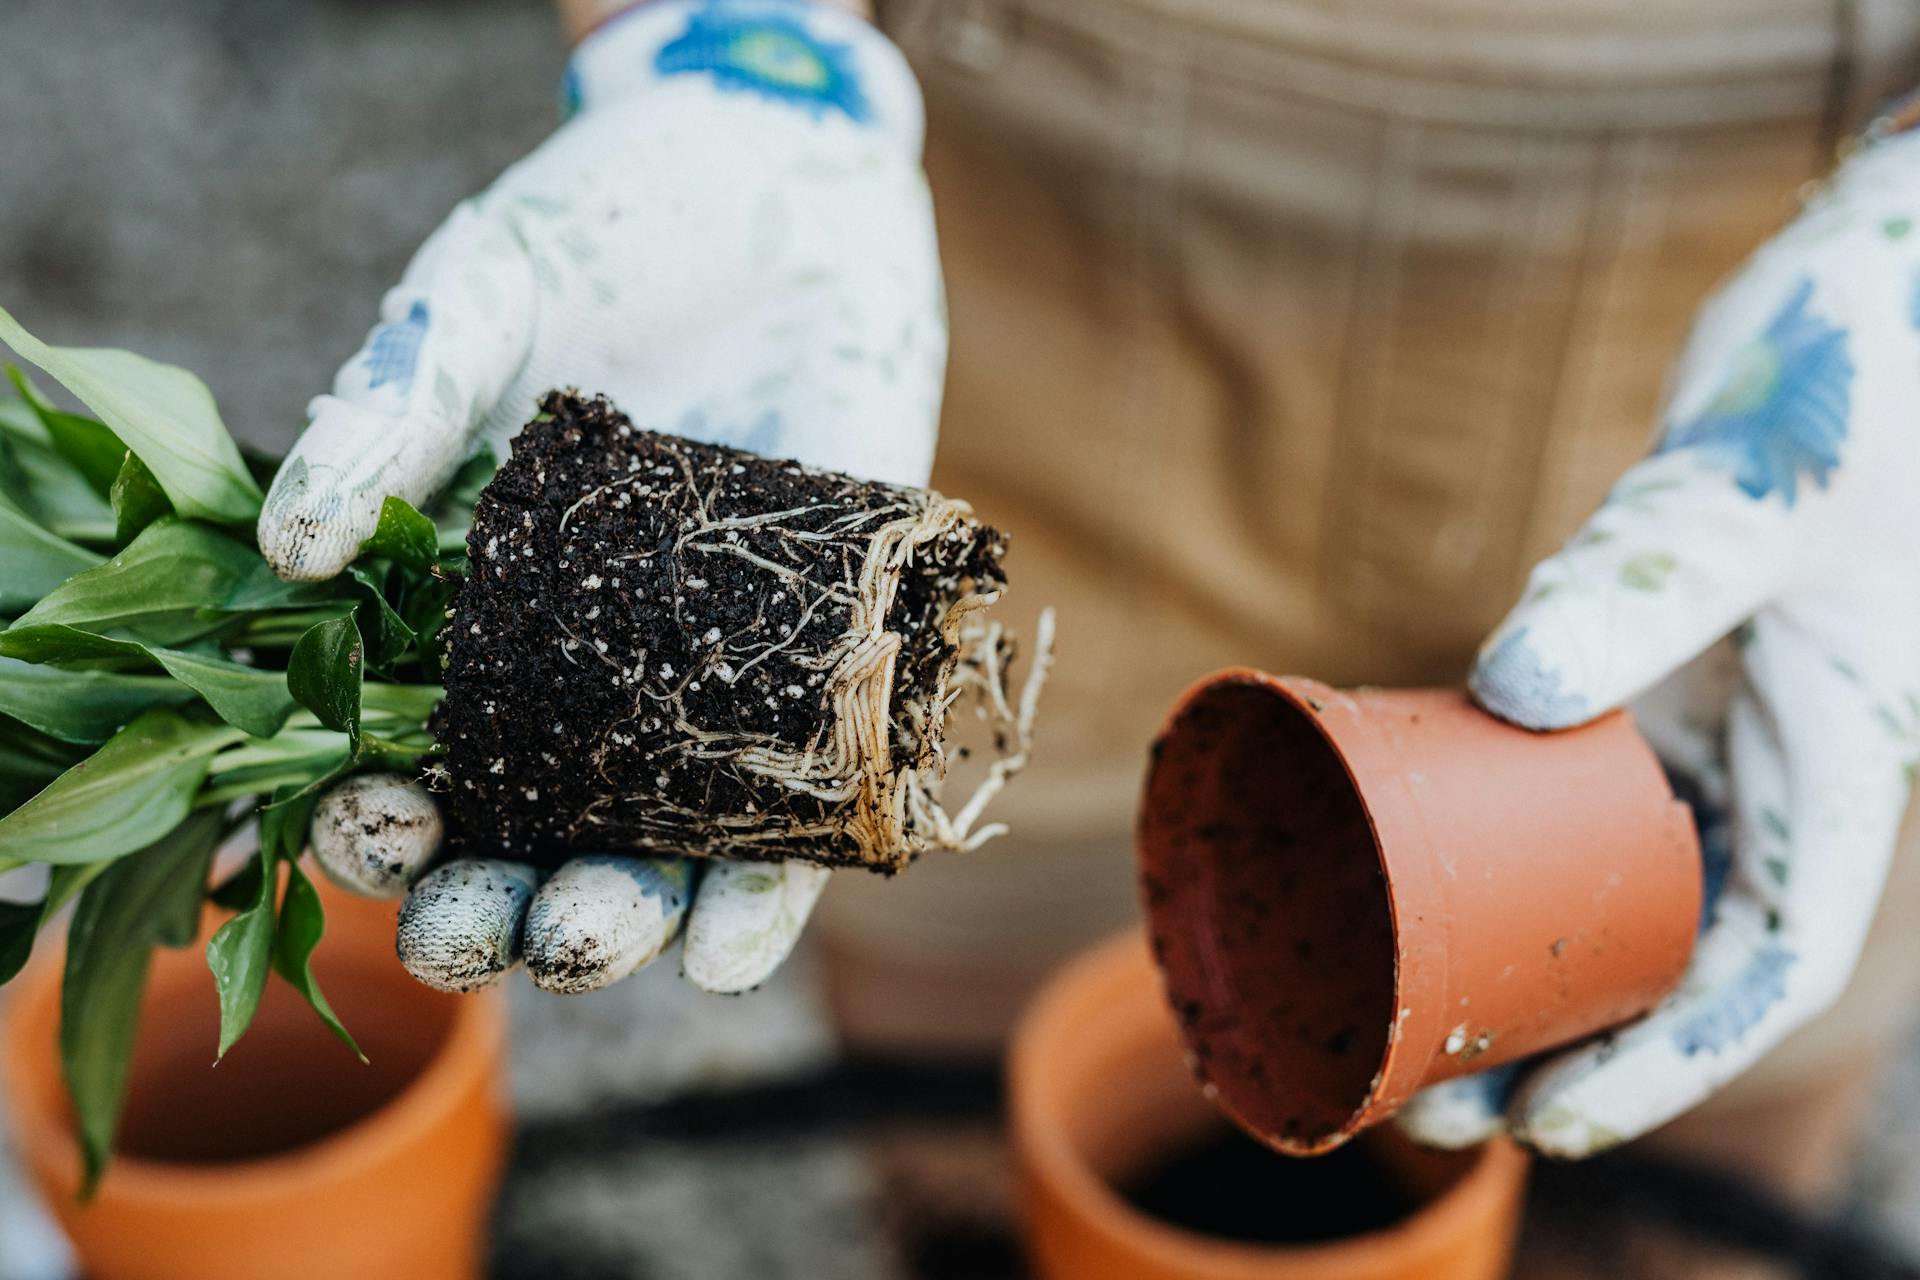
[1137,672,1700,1156]
[1010,934,1528,1280]
[0,881,509,1280]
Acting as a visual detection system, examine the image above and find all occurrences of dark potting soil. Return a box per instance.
[1120,1124,1422,1245]
[438,393,1009,872]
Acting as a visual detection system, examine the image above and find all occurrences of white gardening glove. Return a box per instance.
[1398,118,1920,1157]
[258,0,944,995]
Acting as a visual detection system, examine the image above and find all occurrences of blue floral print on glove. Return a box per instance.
[1403,127,1920,1158]
[656,2,872,123]
[1658,278,1852,507]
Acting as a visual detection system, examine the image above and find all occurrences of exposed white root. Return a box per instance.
[916,605,1057,850]
[514,419,1056,873]
[660,492,1054,869]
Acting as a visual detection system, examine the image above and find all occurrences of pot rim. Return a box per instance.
[1140,670,1451,1156]
[1009,932,1527,1271]
[0,912,508,1209]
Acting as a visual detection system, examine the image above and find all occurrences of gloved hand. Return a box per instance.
[258,0,944,995]
[1398,116,1920,1157]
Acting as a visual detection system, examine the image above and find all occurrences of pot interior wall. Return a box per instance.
[1141,678,1397,1150]
[1056,969,1474,1247]
[111,937,458,1164]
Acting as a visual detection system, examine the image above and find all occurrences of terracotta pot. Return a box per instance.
[1010,933,1528,1280]
[0,881,509,1280]
[1135,672,1700,1156]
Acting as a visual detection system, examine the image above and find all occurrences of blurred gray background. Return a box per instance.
[1,0,563,453]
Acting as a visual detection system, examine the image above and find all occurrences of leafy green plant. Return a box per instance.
[0,311,486,1195]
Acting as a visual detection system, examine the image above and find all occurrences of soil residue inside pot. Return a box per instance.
[439,393,1048,873]
[1141,678,1398,1149]
[1120,1122,1423,1244]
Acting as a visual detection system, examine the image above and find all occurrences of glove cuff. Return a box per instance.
[563,0,925,156]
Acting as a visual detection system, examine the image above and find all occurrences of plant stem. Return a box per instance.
[235,609,347,648]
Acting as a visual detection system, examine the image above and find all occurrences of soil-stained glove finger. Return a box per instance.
[310,773,443,899]
[395,858,538,993]
[1396,1065,1523,1150]
[524,855,694,994]
[259,200,536,582]
[681,859,829,994]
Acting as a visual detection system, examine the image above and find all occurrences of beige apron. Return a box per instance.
[820,0,1920,1116]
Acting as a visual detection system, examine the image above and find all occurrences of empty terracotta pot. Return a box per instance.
[1010,933,1529,1280]
[1137,672,1700,1156]
[0,880,509,1280]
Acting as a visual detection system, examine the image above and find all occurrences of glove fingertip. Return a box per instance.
[312,774,443,899]
[524,855,691,995]
[258,462,363,583]
[1470,622,1597,732]
[395,858,535,993]
[1395,1067,1519,1150]
[1510,1098,1626,1160]
[681,861,829,994]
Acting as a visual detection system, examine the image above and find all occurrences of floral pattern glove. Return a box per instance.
[1398,123,1920,1157]
[259,0,945,996]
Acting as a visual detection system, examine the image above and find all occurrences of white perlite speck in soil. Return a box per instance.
[438,393,1053,874]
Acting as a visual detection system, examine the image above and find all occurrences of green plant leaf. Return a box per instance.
[207,743,355,815]
[360,495,439,572]
[355,733,434,771]
[5,367,125,499]
[206,845,276,1061]
[208,729,350,776]
[0,715,86,816]
[0,863,112,987]
[0,308,261,523]
[349,565,416,671]
[273,859,363,1060]
[0,655,195,743]
[4,430,117,544]
[401,562,461,665]
[0,429,36,517]
[109,452,172,545]
[62,810,223,1195]
[288,614,362,741]
[0,625,296,738]
[0,394,118,543]
[205,778,323,1057]
[222,562,356,615]
[0,898,40,987]
[0,393,49,444]
[9,518,261,633]
[0,502,105,613]
[259,783,317,861]
[0,710,244,865]
[359,681,444,723]
[142,649,296,738]
[430,444,495,548]
[208,858,262,912]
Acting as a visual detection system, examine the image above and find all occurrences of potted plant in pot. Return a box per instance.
[0,306,1052,1276]
[2,879,509,1280]
[1009,934,1530,1280]
[0,307,513,1277]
